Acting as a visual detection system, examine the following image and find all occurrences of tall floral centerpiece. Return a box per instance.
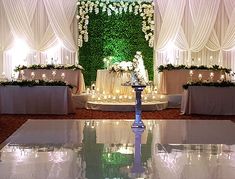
[131,51,148,86]
[129,51,148,128]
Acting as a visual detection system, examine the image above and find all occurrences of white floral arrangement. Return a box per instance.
[76,0,154,48]
[131,51,148,85]
[109,61,133,73]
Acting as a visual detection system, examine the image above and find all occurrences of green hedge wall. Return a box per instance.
[79,12,153,86]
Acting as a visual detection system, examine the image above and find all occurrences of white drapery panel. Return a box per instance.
[43,0,76,52]
[154,0,235,84]
[0,0,77,78]
[2,0,35,49]
[156,0,186,51]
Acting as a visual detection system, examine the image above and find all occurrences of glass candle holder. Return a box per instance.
[210,72,214,81]
[42,74,46,81]
[52,71,56,79]
[198,74,202,81]
[31,72,35,80]
[61,73,65,80]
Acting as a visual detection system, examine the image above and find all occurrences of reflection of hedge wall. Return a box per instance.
[79,12,153,86]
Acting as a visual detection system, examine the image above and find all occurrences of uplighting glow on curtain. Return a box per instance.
[153,0,235,83]
[0,0,77,78]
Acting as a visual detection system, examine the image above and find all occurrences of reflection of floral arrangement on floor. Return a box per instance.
[109,61,133,73]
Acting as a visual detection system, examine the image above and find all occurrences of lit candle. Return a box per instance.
[116,89,120,94]
[210,72,214,79]
[61,72,65,79]
[42,74,46,80]
[52,70,56,77]
[189,70,193,76]
[86,88,90,94]
[198,74,202,81]
[31,72,35,79]
[104,95,107,100]
[189,70,194,76]
[220,74,225,81]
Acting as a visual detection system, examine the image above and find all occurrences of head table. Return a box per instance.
[0,86,74,114]
[158,69,224,94]
[95,69,149,96]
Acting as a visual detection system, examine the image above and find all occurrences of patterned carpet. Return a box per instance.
[1,108,235,145]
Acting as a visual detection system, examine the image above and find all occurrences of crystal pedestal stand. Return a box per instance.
[132,85,146,128]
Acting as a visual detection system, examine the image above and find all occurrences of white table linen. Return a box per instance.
[96,69,149,95]
[181,86,235,115]
[19,69,85,93]
[95,69,133,95]
[0,86,74,114]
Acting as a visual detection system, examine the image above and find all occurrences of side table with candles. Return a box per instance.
[158,69,225,95]
[18,69,85,93]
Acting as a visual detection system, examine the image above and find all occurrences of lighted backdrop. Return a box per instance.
[79,12,153,86]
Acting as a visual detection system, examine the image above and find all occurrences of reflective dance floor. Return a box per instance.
[1,119,235,179]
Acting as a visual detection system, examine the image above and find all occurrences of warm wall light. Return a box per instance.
[11,38,30,66]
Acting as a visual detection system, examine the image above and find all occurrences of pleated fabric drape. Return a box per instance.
[0,0,77,78]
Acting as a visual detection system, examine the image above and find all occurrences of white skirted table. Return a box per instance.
[181,86,235,115]
[0,86,74,114]
[19,69,85,93]
[158,70,224,94]
[95,69,133,95]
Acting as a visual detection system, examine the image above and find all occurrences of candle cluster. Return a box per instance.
[17,70,67,81]
[188,70,227,82]
[86,85,166,103]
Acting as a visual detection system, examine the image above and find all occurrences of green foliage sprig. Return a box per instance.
[183,81,235,89]
[158,64,231,74]
[14,64,84,72]
[0,80,73,88]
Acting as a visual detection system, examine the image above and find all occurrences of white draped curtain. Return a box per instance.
[0,0,77,78]
[154,0,235,83]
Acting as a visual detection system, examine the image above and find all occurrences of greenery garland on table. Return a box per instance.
[0,80,73,88]
[158,64,232,74]
[14,64,84,72]
[182,81,235,89]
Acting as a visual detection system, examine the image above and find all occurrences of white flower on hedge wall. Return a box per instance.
[77,0,154,48]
